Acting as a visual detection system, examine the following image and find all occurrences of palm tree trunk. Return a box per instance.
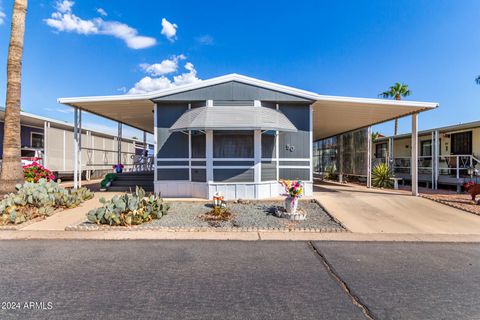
[394,95,401,136]
[0,0,28,194]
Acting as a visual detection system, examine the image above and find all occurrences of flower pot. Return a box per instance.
[285,197,298,214]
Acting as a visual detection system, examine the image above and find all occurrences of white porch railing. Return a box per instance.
[131,155,154,172]
[373,154,480,186]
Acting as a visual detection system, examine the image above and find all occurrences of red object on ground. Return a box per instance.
[463,182,480,202]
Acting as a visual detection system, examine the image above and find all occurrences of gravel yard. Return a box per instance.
[76,199,346,231]
[422,192,480,216]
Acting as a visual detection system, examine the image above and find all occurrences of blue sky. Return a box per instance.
[0,0,479,139]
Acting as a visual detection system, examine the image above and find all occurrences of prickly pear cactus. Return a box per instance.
[87,187,169,226]
[0,179,95,225]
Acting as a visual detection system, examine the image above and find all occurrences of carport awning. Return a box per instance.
[312,97,438,140]
[169,106,297,132]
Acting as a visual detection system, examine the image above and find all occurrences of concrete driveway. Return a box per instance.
[314,181,480,234]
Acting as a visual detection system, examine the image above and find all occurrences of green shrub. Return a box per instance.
[87,187,169,226]
[324,165,337,180]
[0,179,94,225]
[372,163,394,188]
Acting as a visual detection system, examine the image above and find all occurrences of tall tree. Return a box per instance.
[379,83,411,136]
[476,76,480,85]
[0,0,28,194]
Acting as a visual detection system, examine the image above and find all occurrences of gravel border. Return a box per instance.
[66,199,348,233]
[0,216,46,230]
[421,195,480,216]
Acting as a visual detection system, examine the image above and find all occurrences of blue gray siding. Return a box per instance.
[157,169,189,180]
[0,122,44,159]
[261,162,277,181]
[279,168,310,181]
[156,103,189,159]
[191,168,206,182]
[214,168,254,182]
[278,104,310,159]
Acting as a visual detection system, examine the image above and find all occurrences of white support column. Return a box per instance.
[78,110,82,187]
[367,126,372,188]
[43,121,48,167]
[188,103,192,181]
[275,103,280,181]
[254,130,262,184]
[309,105,313,182]
[388,137,394,166]
[253,100,262,188]
[62,130,66,171]
[411,113,419,196]
[206,130,213,184]
[431,131,435,189]
[434,130,439,190]
[86,131,91,181]
[117,122,122,165]
[153,104,158,183]
[73,108,78,189]
[206,100,214,190]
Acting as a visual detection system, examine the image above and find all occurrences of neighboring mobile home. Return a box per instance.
[0,107,153,179]
[58,74,437,199]
[373,120,480,190]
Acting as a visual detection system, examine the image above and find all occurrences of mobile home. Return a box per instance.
[0,107,153,179]
[373,120,480,190]
[58,74,437,199]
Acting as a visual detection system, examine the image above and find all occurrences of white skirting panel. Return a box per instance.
[155,181,313,200]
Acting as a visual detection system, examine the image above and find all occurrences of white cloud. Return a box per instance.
[140,54,185,76]
[0,6,6,25]
[57,0,74,13]
[128,61,201,94]
[44,1,156,49]
[161,18,177,42]
[96,8,107,16]
[196,34,214,45]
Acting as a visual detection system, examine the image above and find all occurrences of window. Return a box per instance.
[191,131,206,158]
[21,149,36,157]
[31,132,44,148]
[451,131,472,155]
[375,143,387,158]
[213,130,253,158]
[421,140,432,156]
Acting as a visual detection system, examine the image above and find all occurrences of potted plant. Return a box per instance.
[279,179,303,214]
[113,163,124,173]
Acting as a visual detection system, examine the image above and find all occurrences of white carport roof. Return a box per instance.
[58,73,438,138]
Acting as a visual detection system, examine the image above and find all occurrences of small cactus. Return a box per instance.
[87,187,168,226]
[0,179,94,225]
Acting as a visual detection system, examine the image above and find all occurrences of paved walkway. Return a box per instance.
[314,181,480,234]
[22,192,121,231]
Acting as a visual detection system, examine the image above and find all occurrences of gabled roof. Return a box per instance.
[58,74,323,104]
[58,73,439,137]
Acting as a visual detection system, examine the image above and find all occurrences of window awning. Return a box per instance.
[169,106,298,132]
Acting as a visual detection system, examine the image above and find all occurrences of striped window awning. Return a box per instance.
[169,106,297,132]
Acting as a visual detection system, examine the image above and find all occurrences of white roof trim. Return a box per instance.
[58,73,439,110]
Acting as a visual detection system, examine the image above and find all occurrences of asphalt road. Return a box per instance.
[0,241,478,320]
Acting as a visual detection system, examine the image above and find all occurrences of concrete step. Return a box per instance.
[107,186,154,192]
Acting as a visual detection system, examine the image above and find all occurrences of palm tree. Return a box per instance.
[379,83,411,136]
[0,0,28,194]
[476,76,480,85]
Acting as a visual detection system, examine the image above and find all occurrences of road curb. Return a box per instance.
[1,230,480,242]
